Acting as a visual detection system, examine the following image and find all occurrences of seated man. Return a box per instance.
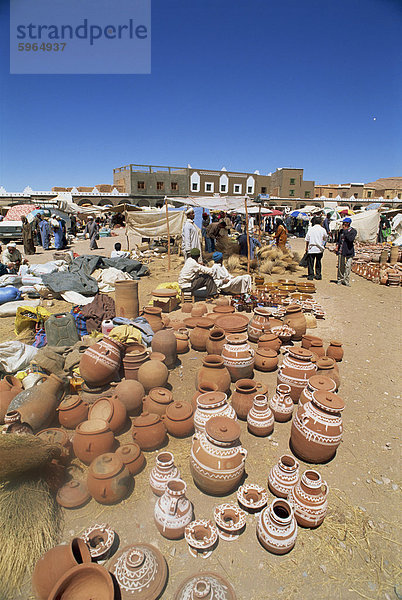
[111,242,130,258]
[1,242,26,273]
[211,251,252,294]
[178,248,217,297]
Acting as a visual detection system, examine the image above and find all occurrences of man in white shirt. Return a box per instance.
[182,208,202,259]
[211,252,252,294]
[305,216,328,280]
[178,248,217,296]
[111,242,130,258]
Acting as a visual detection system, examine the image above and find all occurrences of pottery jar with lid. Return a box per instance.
[79,336,124,387]
[309,339,325,359]
[283,305,306,341]
[154,478,193,540]
[258,332,281,353]
[301,334,316,349]
[131,412,167,451]
[268,454,300,498]
[315,357,340,390]
[190,416,247,496]
[269,383,294,422]
[194,391,236,433]
[290,390,345,463]
[192,382,219,411]
[206,327,226,355]
[247,394,274,437]
[254,348,278,373]
[88,395,127,434]
[326,340,344,362]
[175,328,190,354]
[299,375,336,405]
[138,359,169,392]
[149,451,180,496]
[221,334,255,382]
[196,354,231,394]
[116,443,145,476]
[143,387,173,416]
[257,499,297,555]
[143,306,164,333]
[113,379,145,416]
[288,469,329,528]
[248,307,271,343]
[190,318,214,351]
[87,452,132,505]
[162,401,194,438]
[57,395,88,429]
[277,347,317,403]
[231,379,258,420]
[73,418,115,465]
[151,328,177,368]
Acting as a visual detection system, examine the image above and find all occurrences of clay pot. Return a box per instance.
[196,355,231,394]
[192,382,218,410]
[277,347,317,403]
[290,390,345,463]
[138,359,168,392]
[113,379,145,416]
[214,502,247,542]
[149,351,166,363]
[270,325,295,345]
[154,478,193,539]
[237,483,269,513]
[73,419,115,465]
[283,305,306,341]
[79,336,124,387]
[268,454,300,498]
[88,396,127,434]
[231,379,258,420]
[206,327,226,355]
[131,412,167,451]
[257,499,297,555]
[109,544,167,600]
[301,334,317,349]
[190,317,214,351]
[185,519,219,558]
[182,303,193,314]
[288,469,329,528]
[266,382,293,421]
[309,339,325,359]
[190,416,247,495]
[116,443,145,475]
[57,395,88,429]
[194,391,236,433]
[174,573,237,600]
[191,302,207,317]
[143,306,164,332]
[326,340,344,362]
[254,348,278,372]
[0,375,23,424]
[255,381,269,397]
[115,279,139,319]
[149,451,180,496]
[162,401,194,438]
[315,357,340,390]
[175,328,190,354]
[258,332,281,353]
[79,381,114,405]
[299,375,336,405]
[152,328,177,367]
[56,480,91,509]
[11,374,65,432]
[32,537,91,600]
[122,343,149,381]
[247,394,274,436]
[215,297,230,306]
[2,410,33,435]
[47,563,115,600]
[87,452,132,504]
[248,307,271,342]
[221,333,255,382]
[143,387,173,416]
[36,427,72,464]
[212,305,235,315]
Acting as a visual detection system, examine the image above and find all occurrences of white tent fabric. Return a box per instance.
[126,209,185,237]
[167,196,257,211]
[331,210,380,243]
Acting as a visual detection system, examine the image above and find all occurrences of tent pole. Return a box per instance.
[244,196,250,274]
[124,204,130,251]
[165,196,171,271]
[258,203,262,243]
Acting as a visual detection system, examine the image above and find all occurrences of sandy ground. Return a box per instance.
[4,232,401,600]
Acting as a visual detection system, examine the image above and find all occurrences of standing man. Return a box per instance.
[21,216,36,255]
[85,215,99,250]
[336,217,357,286]
[182,208,202,259]
[305,216,328,280]
[39,217,50,250]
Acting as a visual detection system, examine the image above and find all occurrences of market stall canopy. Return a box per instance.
[4,204,39,221]
[228,206,273,215]
[267,209,283,216]
[102,203,142,213]
[125,208,186,238]
[167,196,258,212]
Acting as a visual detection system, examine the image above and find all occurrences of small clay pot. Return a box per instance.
[143,387,173,416]
[254,348,278,372]
[196,355,231,394]
[175,328,190,354]
[113,379,145,416]
[205,327,226,355]
[57,395,89,429]
[268,454,300,498]
[257,499,297,555]
[326,340,344,362]
[315,357,340,390]
[138,360,169,392]
[162,401,194,438]
[192,382,219,411]
[247,395,274,437]
[87,452,132,505]
[190,318,214,351]
[151,328,177,367]
[258,332,281,353]
[131,412,167,451]
[73,419,115,465]
[0,375,23,424]
[191,302,207,317]
[116,443,145,475]
[231,379,258,420]
[47,563,115,600]
[309,339,325,359]
[143,306,164,332]
[88,396,127,434]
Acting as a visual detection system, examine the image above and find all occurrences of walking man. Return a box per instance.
[182,208,202,259]
[336,217,357,286]
[85,216,99,250]
[305,216,328,280]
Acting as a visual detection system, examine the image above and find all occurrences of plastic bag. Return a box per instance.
[0,286,22,305]
[299,253,309,268]
[0,341,38,374]
[0,298,40,317]
[15,305,52,335]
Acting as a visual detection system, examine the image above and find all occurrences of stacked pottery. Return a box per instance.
[131,412,167,451]
[283,305,306,340]
[162,401,194,437]
[268,455,300,498]
[315,357,340,390]
[257,499,297,554]
[151,328,177,367]
[79,337,124,386]
[122,344,149,381]
[143,306,164,333]
[88,396,127,433]
[269,384,294,422]
[247,394,274,437]
[258,332,281,353]
[231,379,258,420]
[116,443,145,475]
[154,479,193,539]
[175,328,190,354]
[57,395,88,429]
[87,452,132,504]
[277,347,316,403]
[8,374,65,432]
[138,359,168,392]
[254,348,278,372]
[299,375,336,406]
[192,382,218,411]
[291,390,345,463]
[0,375,23,423]
[206,327,226,355]
[196,355,231,394]
[143,387,173,416]
[190,318,214,351]
[326,340,344,362]
[221,334,255,382]
[194,391,236,433]
[113,379,145,416]
[248,307,271,342]
[288,469,328,528]
[110,544,167,600]
[149,451,180,495]
[73,419,115,465]
[190,416,247,495]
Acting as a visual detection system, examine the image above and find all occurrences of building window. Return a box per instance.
[315,194,319,198]
[205,182,214,192]
[192,183,199,191]
[386,195,390,199]
[329,193,333,198]
[367,191,372,198]
[398,193,401,199]
[247,186,253,194]
[171,182,178,191]
[137,181,145,190]
[290,178,295,185]
[304,191,311,198]
[220,184,226,192]
[354,193,358,198]
[289,189,295,196]
[156,181,164,190]
[233,184,242,194]
[342,192,347,198]
[261,187,267,194]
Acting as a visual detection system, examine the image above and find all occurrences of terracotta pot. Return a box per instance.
[326,340,344,362]
[149,351,166,363]
[73,418,115,465]
[87,452,132,505]
[205,327,226,355]
[79,336,124,387]
[192,382,219,410]
[215,297,230,306]
[182,303,193,314]
[254,348,278,372]
[151,328,177,368]
[175,328,190,354]
[288,469,329,528]
[154,479,193,539]
[196,355,231,394]
[109,544,167,600]
[269,383,294,422]
[185,519,219,558]
[238,482,268,514]
[115,279,139,319]
[57,395,88,429]
[194,391,236,433]
[162,401,194,438]
[283,305,306,341]
[56,480,91,509]
[257,499,297,555]
[88,395,127,434]
[309,339,325,359]
[138,360,168,392]
[247,394,274,436]
[290,390,345,463]
[190,416,247,495]
[258,332,281,353]
[47,563,115,600]
[221,333,255,382]
[0,375,23,424]
[113,379,145,416]
[214,502,247,541]
[79,381,114,405]
[131,412,167,451]
[231,379,258,420]
[299,375,336,405]
[277,347,317,403]
[143,387,173,416]
[248,307,271,342]
[301,334,316,349]
[36,427,72,464]
[149,451,180,495]
[2,410,33,435]
[255,381,269,397]
[315,357,340,390]
[116,443,145,475]
[268,454,300,498]
[32,538,91,600]
[174,573,237,600]
[11,374,65,432]
[189,317,214,351]
[191,302,207,317]
[143,306,164,333]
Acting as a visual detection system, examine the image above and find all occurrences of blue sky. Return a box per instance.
[0,0,401,191]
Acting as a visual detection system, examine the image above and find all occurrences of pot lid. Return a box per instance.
[289,347,313,361]
[132,412,161,427]
[225,333,248,344]
[256,348,277,358]
[173,572,237,600]
[206,416,241,443]
[212,305,235,314]
[36,427,69,445]
[316,356,336,369]
[183,317,200,329]
[329,339,342,346]
[286,304,302,313]
[88,398,113,421]
[59,395,83,410]
[197,391,227,408]
[195,317,214,329]
[56,479,91,508]
[259,332,277,341]
[152,288,177,297]
[89,452,125,479]
[166,401,193,421]
[116,443,142,462]
[214,314,249,332]
[312,390,345,413]
[309,375,336,391]
[144,306,162,315]
[109,544,167,600]
[78,418,110,433]
[148,387,173,405]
